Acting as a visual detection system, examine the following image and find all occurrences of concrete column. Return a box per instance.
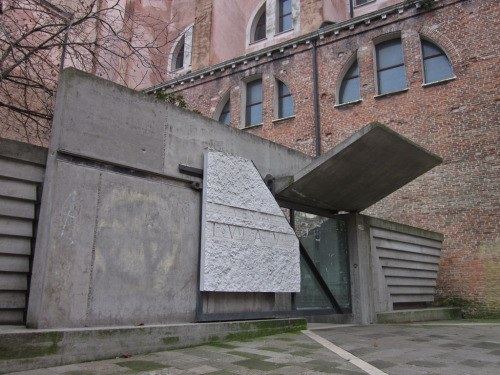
[346,213,375,324]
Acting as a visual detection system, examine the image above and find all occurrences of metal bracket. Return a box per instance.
[178,164,203,178]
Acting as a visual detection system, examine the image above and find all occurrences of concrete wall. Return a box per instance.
[27,68,313,329]
[347,214,444,324]
[0,139,47,325]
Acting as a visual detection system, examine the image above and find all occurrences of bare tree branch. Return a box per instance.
[1,0,176,145]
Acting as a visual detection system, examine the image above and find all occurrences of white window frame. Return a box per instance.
[247,0,300,47]
[169,24,194,73]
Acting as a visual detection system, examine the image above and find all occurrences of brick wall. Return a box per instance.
[169,0,500,316]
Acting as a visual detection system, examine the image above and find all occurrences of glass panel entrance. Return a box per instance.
[294,212,351,311]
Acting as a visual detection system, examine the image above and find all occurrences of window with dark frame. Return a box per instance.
[375,38,407,95]
[219,99,230,125]
[279,0,293,33]
[339,59,360,104]
[174,37,185,70]
[246,79,263,127]
[278,80,294,118]
[254,11,266,42]
[421,39,454,84]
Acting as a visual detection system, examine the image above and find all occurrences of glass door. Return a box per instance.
[294,212,351,312]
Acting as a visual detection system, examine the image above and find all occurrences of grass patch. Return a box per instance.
[116,360,166,372]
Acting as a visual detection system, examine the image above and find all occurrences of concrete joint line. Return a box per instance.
[302,330,389,375]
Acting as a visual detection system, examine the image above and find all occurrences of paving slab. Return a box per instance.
[4,321,500,375]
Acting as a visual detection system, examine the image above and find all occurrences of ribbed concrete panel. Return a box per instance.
[0,177,37,201]
[0,236,31,256]
[0,255,30,273]
[371,228,442,249]
[0,217,32,237]
[0,139,46,325]
[0,310,24,324]
[371,226,442,307]
[0,273,28,290]
[379,259,439,271]
[0,291,26,309]
[392,294,435,303]
[388,286,436,295]
[374,238,442,257]
[0,157,45,183]
[377,248,441,264]
[386,277,437,286]
[383,268,438,279]
[0,197,35,219]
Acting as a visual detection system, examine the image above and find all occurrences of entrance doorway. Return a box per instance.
[294,212,351,313]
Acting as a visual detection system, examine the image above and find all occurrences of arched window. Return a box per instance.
[278,0,292,33]
[174,36,185,70]
[421,38,454,84]
[276,79,294,118]
[247,1,300,46]
[338,58,360,104]
[215,90,232,125]
[169,25,193,72]
[252,6,267,42]
[375,38,407,95]
[218,99,230,125]
[245,79,263,127]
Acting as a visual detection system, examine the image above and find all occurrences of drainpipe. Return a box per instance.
[349,0,354,18]
[312,39,321,157]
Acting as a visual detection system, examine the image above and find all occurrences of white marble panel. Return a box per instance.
[200,151,300,292]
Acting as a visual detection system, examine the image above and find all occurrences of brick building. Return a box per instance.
[148,0,500,316]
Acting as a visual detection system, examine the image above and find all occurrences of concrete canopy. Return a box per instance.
[275,122,442,213]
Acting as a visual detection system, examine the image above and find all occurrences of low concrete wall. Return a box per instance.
[0,139,47,324]
[27,68,313,329]
[0,318,307,374]
[377,307,461,324]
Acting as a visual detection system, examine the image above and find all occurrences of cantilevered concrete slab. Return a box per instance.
[276,122,442,212]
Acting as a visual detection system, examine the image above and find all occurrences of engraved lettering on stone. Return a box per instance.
[200,151,300,292]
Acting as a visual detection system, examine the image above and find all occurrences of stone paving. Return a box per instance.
[6,322,500,375]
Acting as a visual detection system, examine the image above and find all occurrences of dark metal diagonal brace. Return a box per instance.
[299,242,344,314]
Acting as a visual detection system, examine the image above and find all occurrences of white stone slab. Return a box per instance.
[200,151,300,292]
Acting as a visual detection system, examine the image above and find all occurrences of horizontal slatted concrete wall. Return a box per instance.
[0,139,47,324]
[371,227,442,306]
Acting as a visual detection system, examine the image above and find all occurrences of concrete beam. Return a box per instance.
[276,122,442,212]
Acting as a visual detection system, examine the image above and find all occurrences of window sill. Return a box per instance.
[354,0,376,8]
[170,66,191,74]
[274,28,294,37]
[422,76,456,87]
[374,88,409,99]
[334,99,362,108]
[243,123,263,130]
[250,38,267,46]
[272,115,295,123]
